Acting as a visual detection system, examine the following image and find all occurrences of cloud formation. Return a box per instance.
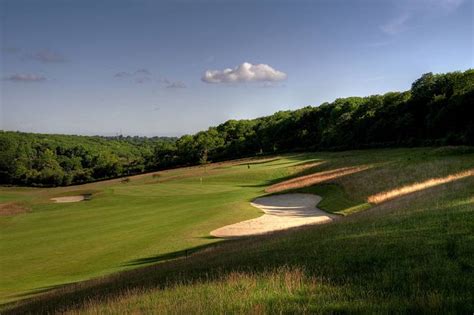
[202,62,287,84]
[29,50,66,63]
[4,74,47,82]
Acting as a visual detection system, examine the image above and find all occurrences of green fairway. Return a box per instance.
[1,148,474,313]
[0,154,314,302]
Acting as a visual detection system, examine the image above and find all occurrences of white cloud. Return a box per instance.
[202,62,287,84]
[4,74,47,82]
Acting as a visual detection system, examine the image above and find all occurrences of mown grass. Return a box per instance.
[1,147,474,313]
[0,156,299,303]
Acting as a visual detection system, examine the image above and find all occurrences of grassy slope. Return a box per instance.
[0,154,316,302]
[1,148,474,313]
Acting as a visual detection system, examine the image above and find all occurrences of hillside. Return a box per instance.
[2,147,473,313]
[1,69,473,187]
[0,132,175,186]
[2,0,473,313]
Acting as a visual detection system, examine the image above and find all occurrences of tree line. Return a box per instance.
[0,134,175,186]
[1,69,473,186]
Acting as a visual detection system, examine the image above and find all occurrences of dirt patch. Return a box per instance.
[210,193,337,238]
[0,203,29,216]
[51,195,87,203]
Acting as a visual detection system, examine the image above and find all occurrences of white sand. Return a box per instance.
[51,195,85,203]
[211,193,336,238]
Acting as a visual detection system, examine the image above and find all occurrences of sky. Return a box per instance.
[1,0,472,137]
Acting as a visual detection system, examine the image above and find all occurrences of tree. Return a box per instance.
[0,136,17,183]
[1,69,473,187]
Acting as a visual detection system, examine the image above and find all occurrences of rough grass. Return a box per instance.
[367,168,474,203]
[1,148,474,313]
[294,184,371,216]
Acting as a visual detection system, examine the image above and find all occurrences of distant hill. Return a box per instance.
[0,132,176,186]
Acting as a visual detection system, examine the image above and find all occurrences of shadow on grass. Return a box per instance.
[233,153,320,168]
[237,161,371,190]
[123,242,220,267]
[200,235,220,240]
[3,242,224,309]
[4,154,473,314]
[9,283,74,300]
[2,182,472,314]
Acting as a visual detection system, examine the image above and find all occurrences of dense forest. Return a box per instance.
[1,69,473,186]
[0,134,176,186]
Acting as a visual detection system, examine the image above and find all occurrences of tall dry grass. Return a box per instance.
[65,267,320,315]
[367,168,474,204]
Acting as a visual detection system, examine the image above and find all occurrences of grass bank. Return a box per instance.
[1,147,473,313]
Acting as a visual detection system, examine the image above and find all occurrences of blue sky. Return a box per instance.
[1,0,472,136]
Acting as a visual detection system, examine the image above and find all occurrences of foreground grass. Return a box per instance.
[1,147,474,313]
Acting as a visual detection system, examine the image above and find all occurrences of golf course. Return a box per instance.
[2,0,473,312]
[1,147,473,313]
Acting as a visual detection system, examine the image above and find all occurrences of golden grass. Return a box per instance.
[367,168,474,204]
[65,267,315,315]
[266,165,370,193]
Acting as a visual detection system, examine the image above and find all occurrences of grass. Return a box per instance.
[294,184,371,215]
[1,147,474,313]
[0,154,312,302]
[367,168,474,204]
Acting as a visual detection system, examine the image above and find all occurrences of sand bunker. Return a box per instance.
[211,193,336,238]
[51,195,86,203]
